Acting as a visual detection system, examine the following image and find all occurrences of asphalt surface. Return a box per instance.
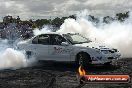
[0,58,132,88]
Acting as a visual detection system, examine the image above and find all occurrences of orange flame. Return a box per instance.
[78,66,86,76]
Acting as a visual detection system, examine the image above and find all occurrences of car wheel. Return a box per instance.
[77,53,91,68]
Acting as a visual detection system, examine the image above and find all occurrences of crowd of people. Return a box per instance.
[0,15,34,40]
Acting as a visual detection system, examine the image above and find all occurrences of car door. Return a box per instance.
[31,34,50,60]
[48,34,73,61]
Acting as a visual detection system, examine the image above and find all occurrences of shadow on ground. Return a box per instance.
[35,61,120,74]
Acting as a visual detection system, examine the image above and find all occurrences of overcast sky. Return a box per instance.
[0,0,131,20]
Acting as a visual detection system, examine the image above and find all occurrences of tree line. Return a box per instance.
[1,11,130,29]
[34,11,130,28]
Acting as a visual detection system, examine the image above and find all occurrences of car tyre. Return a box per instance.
[76,53,91,68]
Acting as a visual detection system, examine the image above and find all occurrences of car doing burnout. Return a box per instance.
[17,32,121,67]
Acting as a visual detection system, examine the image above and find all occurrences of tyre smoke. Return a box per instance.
[33,25,52,36]
[0,39,35,70]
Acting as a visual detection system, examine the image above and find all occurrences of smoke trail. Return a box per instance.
[57,11,132,58]
[0,48,27,69]
[33,25,52,36]
[0,39,35,70]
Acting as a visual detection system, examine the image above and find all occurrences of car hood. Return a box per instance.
[74,42,111,50]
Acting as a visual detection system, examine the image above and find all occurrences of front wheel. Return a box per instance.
[76,53,92,68]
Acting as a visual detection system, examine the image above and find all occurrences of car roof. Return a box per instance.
[35,32,76,35]
[30,32,80,40]
[32,32,79,39]
[42,32,60,34]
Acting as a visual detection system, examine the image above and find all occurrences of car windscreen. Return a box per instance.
[63,34,92,44]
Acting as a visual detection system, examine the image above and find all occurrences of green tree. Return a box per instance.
[51,17,63,27]
[35,19,50,28]
[116,11,129,22]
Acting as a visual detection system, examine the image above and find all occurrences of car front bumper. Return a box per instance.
[91,52,121,65]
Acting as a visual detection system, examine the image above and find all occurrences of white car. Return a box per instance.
[17,32,121,67]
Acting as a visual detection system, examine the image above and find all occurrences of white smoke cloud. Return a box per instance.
[0,40,35,70]
[0,48,27,69]
[58,11,132,58]
[33,25,52,36]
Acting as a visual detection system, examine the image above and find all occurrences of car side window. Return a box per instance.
[32,34,50,45]
[50,34,67,45]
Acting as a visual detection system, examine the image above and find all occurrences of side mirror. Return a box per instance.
[61,42,69,46]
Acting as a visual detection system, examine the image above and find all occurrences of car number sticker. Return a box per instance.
[53,47,71,54]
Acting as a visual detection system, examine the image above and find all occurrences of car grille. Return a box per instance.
[101,50,115,54]
[109,50,115,53]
